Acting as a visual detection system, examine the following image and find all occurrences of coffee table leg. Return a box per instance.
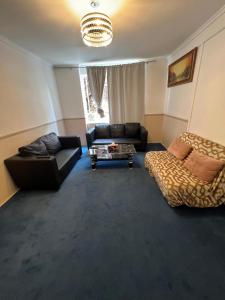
[128,155,133,169]
[91,156,96,170]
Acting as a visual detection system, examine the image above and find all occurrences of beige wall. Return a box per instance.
[0,37,64,205]
[144,114,163,143]
[164,7,225,146]
[0,37,62,137]
[64,118,87,146]
[54,67,85,119]
[145,59,167,115]
[54,67,86,144]
[162,115,188,148]
[144,58,167,142]
[188,28,225,145]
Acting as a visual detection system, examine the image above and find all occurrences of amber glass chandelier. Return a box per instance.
[80,2,113,47]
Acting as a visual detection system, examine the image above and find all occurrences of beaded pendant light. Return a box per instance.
[80,1,113,47]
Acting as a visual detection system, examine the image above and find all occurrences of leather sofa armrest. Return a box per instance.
[58,136,82,155]
[140,126,148,151]
[4,156,61,189]
[86,127,95,149]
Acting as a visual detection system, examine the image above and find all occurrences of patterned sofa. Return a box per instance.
[145,132,225,207]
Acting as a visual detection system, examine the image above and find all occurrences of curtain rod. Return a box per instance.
[55,60,156,69]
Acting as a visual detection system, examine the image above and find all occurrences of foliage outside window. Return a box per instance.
[80,70,109,125]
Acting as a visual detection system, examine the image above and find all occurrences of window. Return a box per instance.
[79,69,109,125]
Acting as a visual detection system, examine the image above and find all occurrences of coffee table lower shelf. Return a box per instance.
[90,155,134,170]
[88,144,136,170]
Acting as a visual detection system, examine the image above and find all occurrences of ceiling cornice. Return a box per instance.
[170,4,225,57]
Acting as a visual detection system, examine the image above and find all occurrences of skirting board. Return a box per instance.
[1,189,19,207]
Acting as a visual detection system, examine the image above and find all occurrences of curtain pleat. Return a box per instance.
[87,67,106,117]
[107,63,145,124]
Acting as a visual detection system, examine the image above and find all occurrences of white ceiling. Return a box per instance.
[0,0,224,65]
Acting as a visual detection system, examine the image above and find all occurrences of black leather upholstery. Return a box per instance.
[4,135,82,190]
[95,124,110,138]
[140,126,148,151]
[110,124,125,138]
[125,123,140,138]
[58,136,82,156]
[86,123,148,151]
[86,128,95,149]
[56,148,81,180]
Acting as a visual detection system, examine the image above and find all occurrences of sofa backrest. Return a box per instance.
[180,132,225,200]
[95,123,141,139]
[180,132,225,160]
[18,132,61,156]
[110,124,125,138]
[95,124,110,138]
[124,123,140,138]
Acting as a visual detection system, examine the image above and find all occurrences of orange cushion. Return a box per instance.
[168,138,192,160]
[184,150,224,183]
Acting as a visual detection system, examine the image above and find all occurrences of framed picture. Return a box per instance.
[168,47,198,87]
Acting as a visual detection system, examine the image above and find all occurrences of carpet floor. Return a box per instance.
[0,144,225,300]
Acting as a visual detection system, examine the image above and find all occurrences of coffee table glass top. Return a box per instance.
[89,144,136,160]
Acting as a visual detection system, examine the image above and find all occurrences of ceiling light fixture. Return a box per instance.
[80,1,113,47]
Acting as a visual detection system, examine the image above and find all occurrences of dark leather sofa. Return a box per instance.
[4,132,82,190]
[86,123,148,151]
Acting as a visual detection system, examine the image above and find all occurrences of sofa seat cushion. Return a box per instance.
[92,138,141,145]
[144,151,217,208]
[41,132,61,154]
[55,148,80,171]
[110,124,125,138]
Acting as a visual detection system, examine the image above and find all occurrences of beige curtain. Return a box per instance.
[107,63,145,124]
[87,67,106,117]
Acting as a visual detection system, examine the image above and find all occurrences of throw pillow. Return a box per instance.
[184,150,224,183]
[41,132,61,154]
[168,138,192,160]
[19,139,49,157]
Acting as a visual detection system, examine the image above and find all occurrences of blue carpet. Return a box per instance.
[0,144,225,300]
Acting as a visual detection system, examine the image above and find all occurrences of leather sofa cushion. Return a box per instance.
[110,124,125,138]
[95,124,110,138]
[41,132,61,154]
[92,138,141,145]
[55,148,80,170]
[19,139,49,157]
[125,123,140,138]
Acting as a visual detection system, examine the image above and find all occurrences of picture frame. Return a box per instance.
[168,47,198,87]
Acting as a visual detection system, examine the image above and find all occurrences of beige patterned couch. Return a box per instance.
[145,132,225,207]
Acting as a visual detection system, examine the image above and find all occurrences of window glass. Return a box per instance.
[79,70,109,125]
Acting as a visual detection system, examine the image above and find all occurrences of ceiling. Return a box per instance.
[0,0,224,65]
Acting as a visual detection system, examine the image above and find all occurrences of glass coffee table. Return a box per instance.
[88,144,136,170]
